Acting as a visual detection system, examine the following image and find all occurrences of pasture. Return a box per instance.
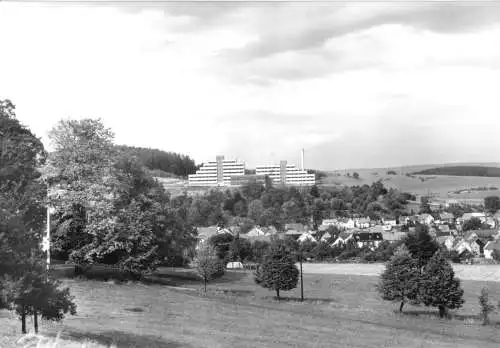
[1,264,499,348]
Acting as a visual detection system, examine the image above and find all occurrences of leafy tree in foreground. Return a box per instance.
[0,100,76,333]
[193,243,224,292]
[478,288,496,325]
[378,245,420,312]
[404,225,439,271]
[254,242,299,300]
[1,260,76,333]
[419,251,465,318]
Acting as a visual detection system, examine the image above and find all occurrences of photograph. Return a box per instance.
[1,0,500,347]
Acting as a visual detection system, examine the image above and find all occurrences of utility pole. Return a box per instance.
[299,249,304,302]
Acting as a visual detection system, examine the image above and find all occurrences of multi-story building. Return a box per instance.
[188,155,245,187]
[255,160,315,186]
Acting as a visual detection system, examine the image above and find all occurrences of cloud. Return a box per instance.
[1,1,500,170]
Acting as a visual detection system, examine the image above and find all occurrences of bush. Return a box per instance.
[479,287,496,325]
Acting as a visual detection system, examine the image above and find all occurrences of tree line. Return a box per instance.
[181,178,416,232]
[116,145,198,178]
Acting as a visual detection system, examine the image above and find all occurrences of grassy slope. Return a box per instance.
[320,171,500,199]
[414,166,500,177]
[2,269,500,348]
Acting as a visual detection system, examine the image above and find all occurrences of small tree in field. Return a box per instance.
[193,243,224,292]
[378,245,420,313]
[1,258,77,334]
[419,251,465,318]
[478,288,496,325]
[254,242,298,300]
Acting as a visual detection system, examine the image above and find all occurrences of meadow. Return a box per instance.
[321,171,500,199]
[1,265,499,348]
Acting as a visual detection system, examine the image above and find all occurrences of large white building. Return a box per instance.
[256,160,315,186]
[188,156,245,187]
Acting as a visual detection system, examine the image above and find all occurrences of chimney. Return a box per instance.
[301,148,305,170]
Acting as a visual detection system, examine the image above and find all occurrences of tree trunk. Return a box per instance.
[34,311,38,334]
[204,278,207,293]
[399,301,405,313]
[276,288,280,301]
[21,309,26,334]
[438,305,446,318]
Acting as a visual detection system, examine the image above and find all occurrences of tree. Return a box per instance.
[478,287,496,325]
[193,243,224,292]
[254,242,299,300]
[484,196,500,214]
[1,100,76,333]
[403,225,439,271]
[377,246,420,312]
[228,237,252,262]
[352,172,360,180]
[247,199,264,224]
[419,251,465,318]
[462,217,485,232]
[1,259,76,334]
[208,233,234,262]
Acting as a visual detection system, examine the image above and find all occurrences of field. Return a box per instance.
[321,171,500,200]
[1,264,500,348]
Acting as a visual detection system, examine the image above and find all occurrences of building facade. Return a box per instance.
[188,155,245,187]
[255,160,315,186]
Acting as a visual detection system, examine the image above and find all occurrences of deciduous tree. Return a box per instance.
[254,242,299,300]
[419,251,465,318]
[378,245,420,312]
[193,243,224,292]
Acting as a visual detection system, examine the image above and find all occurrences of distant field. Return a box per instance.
[2,267,499,348]
[301,263,500,282]
[321,171,500,200]
[414,166,500,177]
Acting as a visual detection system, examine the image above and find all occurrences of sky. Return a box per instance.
[1,0,500,170]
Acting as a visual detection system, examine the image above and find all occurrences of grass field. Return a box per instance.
[1,265,500,348]
[321,171,500,200]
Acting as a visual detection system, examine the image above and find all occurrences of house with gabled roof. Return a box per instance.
[418,214,434,225]
[320,232,332,243]
[354,232,383,250]
[331,231,354,247]
[484,240,500,259]
[437,235,455,251]
[298,232,317,244]
[246,226,266,238]
[462,212,486,223]
[439,212,454,224]
[382,231,407,243]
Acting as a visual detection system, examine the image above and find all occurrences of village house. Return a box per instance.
[298,232,317,244]
[320,232,332,243]
[439,212,454,224]
[355,217,371,229]
[462,212,486,223]
[381,231,407,243]
[331,231,354,247]
[354,232,383,250]
[418,213,435,225]
[484,240,500,259]
[436,235,455,251]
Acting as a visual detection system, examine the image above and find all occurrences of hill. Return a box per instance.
[413,166,500,177]
[117,145,198,178]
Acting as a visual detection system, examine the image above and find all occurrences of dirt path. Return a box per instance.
[300,263,500,282]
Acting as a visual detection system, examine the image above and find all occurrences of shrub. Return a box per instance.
[478,288,496,325]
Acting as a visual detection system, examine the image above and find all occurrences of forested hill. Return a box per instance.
[116,145,198,178]
[413,166,500,177]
